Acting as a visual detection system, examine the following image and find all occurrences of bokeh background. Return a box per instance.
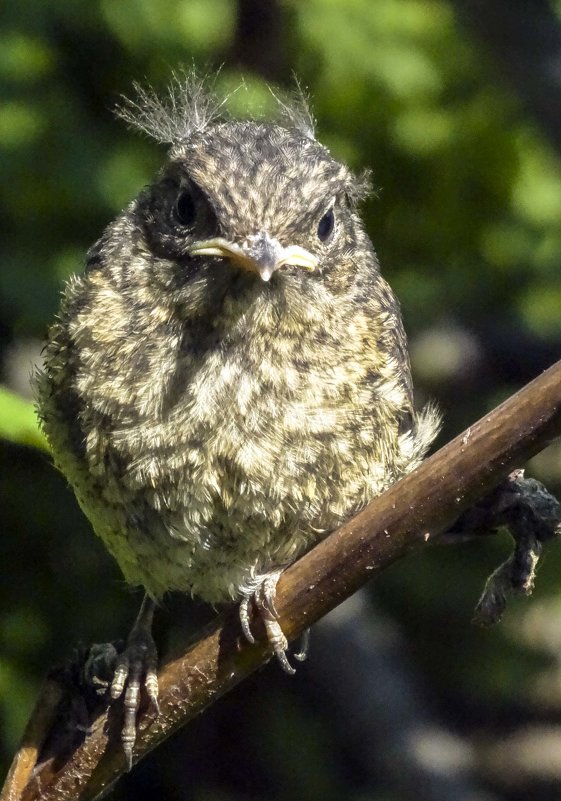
[2,1,561,799]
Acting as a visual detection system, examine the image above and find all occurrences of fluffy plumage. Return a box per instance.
[36,74,439,756]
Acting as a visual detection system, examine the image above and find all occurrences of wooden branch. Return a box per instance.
[5,358,561,801]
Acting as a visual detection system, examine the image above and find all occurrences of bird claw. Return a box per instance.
[293,628,310,662]
[110,596,159,769]
[240,571,300,675]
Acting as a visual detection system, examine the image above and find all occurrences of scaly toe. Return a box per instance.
[261,612,295,675]
[243,570,297,674]
[110,596,159,768]
[239,596,255,644]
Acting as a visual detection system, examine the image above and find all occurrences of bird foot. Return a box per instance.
[239,571,308,674]
[110,595,160,769]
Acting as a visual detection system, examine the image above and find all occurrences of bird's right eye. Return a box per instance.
[317,208,335,243]
[175,190,196,226]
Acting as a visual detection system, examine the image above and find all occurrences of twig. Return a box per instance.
[0,679,65,801]
[4,357,561,801]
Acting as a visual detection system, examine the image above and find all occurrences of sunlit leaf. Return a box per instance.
[0,386,49,452]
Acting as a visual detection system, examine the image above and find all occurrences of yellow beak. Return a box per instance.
[188,231,318,282]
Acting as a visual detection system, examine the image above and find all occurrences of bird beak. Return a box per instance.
[187,231,318,282]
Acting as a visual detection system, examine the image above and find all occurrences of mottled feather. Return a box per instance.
[36,77,440,607]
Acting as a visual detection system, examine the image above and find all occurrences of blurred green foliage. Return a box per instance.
[2,1,561,799]
[0,387,47,451]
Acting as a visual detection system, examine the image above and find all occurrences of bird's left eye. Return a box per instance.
[317,208,335,242]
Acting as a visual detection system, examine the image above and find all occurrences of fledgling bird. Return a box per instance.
[35,74,439,763]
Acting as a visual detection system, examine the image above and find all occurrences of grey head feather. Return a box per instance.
[268,78,316,140]
[115,70,229,145]
[115,70,317,148]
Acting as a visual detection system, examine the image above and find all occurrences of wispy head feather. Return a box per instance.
[115,70,229,145]
[269,78,316,140]
[116,70,318,148]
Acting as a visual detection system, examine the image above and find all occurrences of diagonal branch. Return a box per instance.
[5,358,561,801]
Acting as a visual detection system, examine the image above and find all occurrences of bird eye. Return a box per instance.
[175,190,196,226]
[317,208,335,242]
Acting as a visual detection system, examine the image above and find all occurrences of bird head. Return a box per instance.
[89,73,378,337]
